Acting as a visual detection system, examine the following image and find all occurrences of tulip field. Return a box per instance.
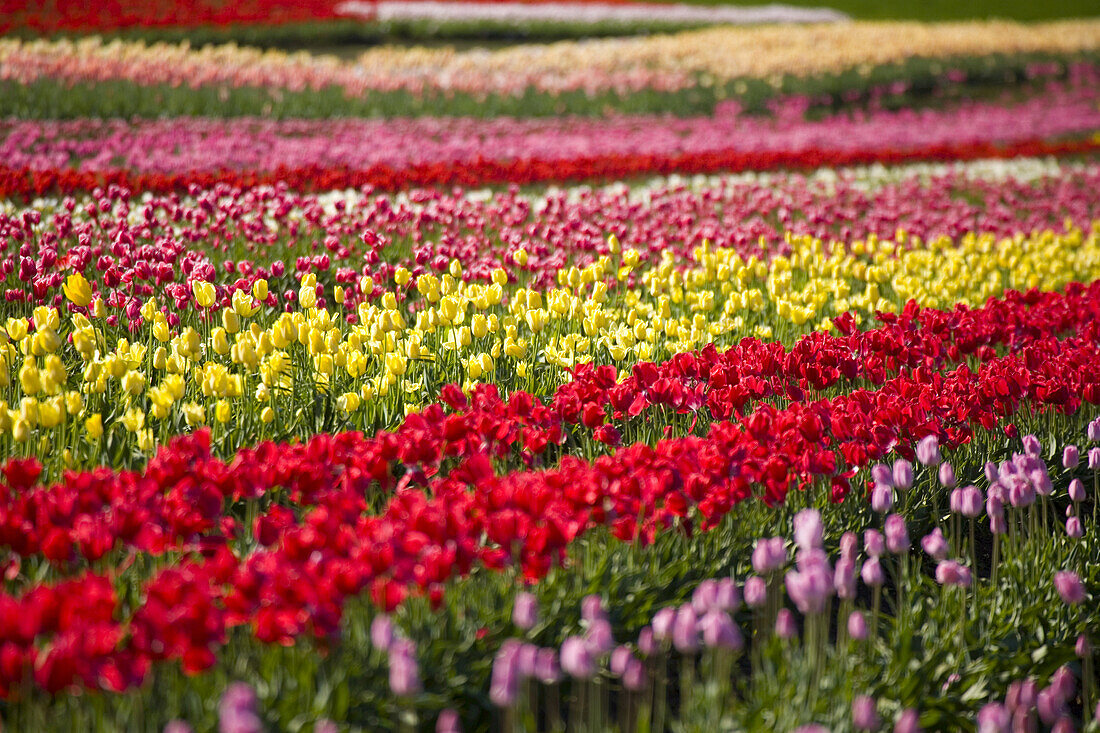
[4,1,1100,731]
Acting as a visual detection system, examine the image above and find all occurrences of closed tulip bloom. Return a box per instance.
[793,509,823,551]
[935,561,972,587]
[1077,635,1090,658]
[692,579,719,614]
[1063,445,1080,469]
[938,462,956,488]
[959,485,983,518]
[949,488,964,514]
[835,557,857,599]
[840,531,859,560]
[512,592,538,630]
[864,529,885,557]
[218,683,262,733]
[534,649,561,684]
[581,594,605,622]
[713,578,740,612]
[388,639,422,697]
[1023,435,1042,457]
[436,709,462,733]
[1066,516,1083,538]
[622,657,647,691]
[853,695,881,731]
[1069,478,1085,502]
[848,610,868,640]
[871,484,894,513]
[585,618,614,656]
[560,637,594,679]
[515,644,539,678]
[893,459,914,489]
[752,536,787,574]
[976,703,1010,733]
[1030,469,1053,496]
[637,627,657,656]
[984,461,1000,484]
[1037,687,1066,725]
[371,615,394,651]
[871,464,893,487]
[893,708,921,733]
[861,556,885,587]
[1054,571,1086,605]
[652,607,676,641]
[744,575,767,608]
[610,645,633,676]
[490,643,520,707]
[1089,420,1100,442]
[921,528,949,561]
[672,605,699,653]
[884,514,910,554]
[1052,665,1076,700]
[916,435,941,466]
[775,609,797,639]
[1090,447,1100,469]
[700,609,744,651]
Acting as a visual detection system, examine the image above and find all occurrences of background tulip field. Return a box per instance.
[4,0,1100,731]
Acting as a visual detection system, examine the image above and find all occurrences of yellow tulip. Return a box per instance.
[63,272,93,307]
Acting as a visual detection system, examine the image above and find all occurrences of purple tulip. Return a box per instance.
[949,488,964,514]
[534,648,561,684]
[893,708,921,733]
[840,531,859,560]
[586,619,615,656]
[893,459,914,489]
[871,484,894,513]
[1031,469,1053,497]
[691,579,719,614]
[219,683,263,733]
[672,605,699,653]
[436,709,462,733]
[1066,516,1083,538]
[935,561,972,588]
[835,557,857,599]
[388,639,422,697]
[637,626,657,656]
[884,514,910,554]
[1077,635,1090,658]
[1023,434,1042,457]
[864,529,885,557]
[315,721,338,733]
[793,509,824,551]
[700,609,744,651]
[1052,665,1075,700]
[490,642,521,707]
[1063,445,1080,469]
[1037,687,1066,725]
[1069,478,1085,502]
[1090,447,1100,469]
[916,435,941,466]
[861,556,885,587]
[752,537,787,574]
[921,528,949,561]
[775,609,797,639]
[853,695,881,731]
[512,592,539,630]
[560,637,595,679]
[984,461,999,484]
[1054,571,1086,605]
[938,462,956,488]
[848,610,868,640]
[786,550,833,614]
[959,485,982,518]
[1089,420,1100,442]
[652,607,676,641]
[744,575,767,608]
[370,615,394,651]
[622,657,647,691]
[976,703,1010,733]
[581,594,605,622]
[610,645,633,676]
[871,464,893,487]
[713,578,740,612]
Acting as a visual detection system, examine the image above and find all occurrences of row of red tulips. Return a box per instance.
[0,282,1098,697]
[1,282,1093,573]
[1,137,1097,201]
